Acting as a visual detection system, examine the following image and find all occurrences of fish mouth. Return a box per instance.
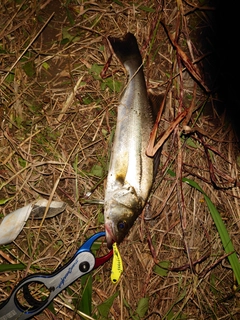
[105,221,115,249]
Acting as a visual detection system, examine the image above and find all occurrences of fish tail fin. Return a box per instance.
[108,33,142,66]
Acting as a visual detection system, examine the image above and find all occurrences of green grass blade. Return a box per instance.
[79,274,92,316]
[0,263,26,272]
[135,297,149,318]
[0,197,13,205]
[97,291,119,319]
[183,176,240,285]
[167,169,240,285]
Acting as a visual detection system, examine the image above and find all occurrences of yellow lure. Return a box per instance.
[111,243,123,283]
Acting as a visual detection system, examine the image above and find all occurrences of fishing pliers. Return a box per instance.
[0,231,112,320]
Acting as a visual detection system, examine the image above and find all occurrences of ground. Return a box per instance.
[0,1,240,319]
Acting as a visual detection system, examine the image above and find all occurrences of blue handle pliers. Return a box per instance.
[0,232,112,320]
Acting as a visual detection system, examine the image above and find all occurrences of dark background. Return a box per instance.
[215,2,240,139]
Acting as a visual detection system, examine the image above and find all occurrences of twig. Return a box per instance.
[161,20,210,92]
[57,74,85,122]
[0,13,54,85]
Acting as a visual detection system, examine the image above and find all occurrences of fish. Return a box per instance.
[104,33,159,248]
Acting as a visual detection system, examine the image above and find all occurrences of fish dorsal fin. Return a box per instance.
[147,90,165,177]
[148,90,164,122]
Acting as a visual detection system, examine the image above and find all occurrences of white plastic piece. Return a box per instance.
[0,204,33,245]
[0,199,66,245]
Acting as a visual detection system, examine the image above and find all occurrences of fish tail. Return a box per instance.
[108,33,142,66]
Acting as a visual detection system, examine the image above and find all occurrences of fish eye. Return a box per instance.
[117,220,127,230]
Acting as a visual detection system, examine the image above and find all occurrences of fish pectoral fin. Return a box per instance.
[112,184,142,210]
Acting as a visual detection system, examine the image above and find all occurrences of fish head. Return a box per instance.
[104,185,143,248]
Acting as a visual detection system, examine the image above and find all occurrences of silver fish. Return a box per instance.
[104,33,158,248]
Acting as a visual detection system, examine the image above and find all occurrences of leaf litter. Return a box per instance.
[0,0,240,319]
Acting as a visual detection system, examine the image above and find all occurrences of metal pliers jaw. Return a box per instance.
[0,231,112,320]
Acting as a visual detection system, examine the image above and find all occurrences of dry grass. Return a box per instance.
[1,0,240,319]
